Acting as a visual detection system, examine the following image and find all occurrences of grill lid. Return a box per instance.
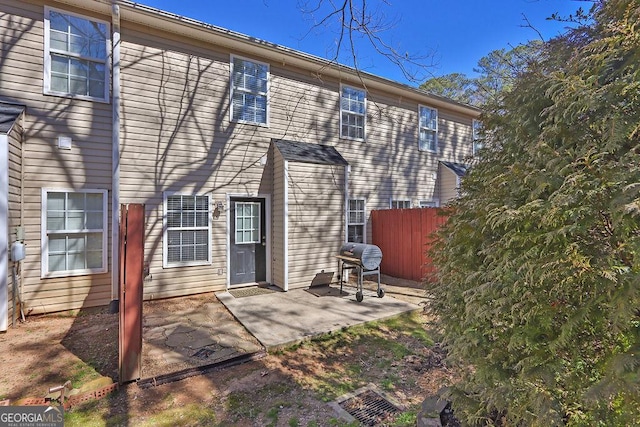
[338,243,383,270]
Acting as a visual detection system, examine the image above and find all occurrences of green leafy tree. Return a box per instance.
[473,42,543,106]
[419,72,476,104]
[429,1,640,425]
[420,42,543,107]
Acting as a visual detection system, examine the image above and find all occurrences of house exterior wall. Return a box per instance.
[285,161,345,289]
[1,132,8,331]
[118,26,234,299]
[0,0,479,313]
[343,94,471,212]
[439,166,460,205]
[271,149,286,288]
[0,0,113,314]
[6,118,24,327]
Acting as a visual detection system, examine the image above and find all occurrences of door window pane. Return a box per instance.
[235,202,261,244]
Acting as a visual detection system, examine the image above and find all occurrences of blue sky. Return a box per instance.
[138,0,585,85]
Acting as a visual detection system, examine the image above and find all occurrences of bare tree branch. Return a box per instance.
[520,14,545,41]
[297,0,435,83]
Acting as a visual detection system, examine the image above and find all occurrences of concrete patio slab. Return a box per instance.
[216,285,421,349]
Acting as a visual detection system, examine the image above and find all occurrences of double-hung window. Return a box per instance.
[44,7,110,101]
[164,194,211,267]
[390,199,412,209]
[347,199,366,243]
[230,56,269,125]
[419,106,438,152]
[42,189,108,277]
[340,86,366,140]
[472,119,484,155]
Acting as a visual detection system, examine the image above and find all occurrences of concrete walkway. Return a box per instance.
[216,284,421,349]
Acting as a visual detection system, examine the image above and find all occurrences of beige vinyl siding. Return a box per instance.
[439,166,460,205]
[0,0,113,314]
[285,162,344,289]
[437,109,474,160]
[119,27,276,298]
[119,29,227,299]
[7,118,23,326]
[271,149,286,288]
[269,66,339,142]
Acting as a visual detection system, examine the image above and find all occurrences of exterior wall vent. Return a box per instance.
[57,136,72,150]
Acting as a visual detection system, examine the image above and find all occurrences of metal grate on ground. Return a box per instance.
[228,287,278,298]
[332,385,403,426]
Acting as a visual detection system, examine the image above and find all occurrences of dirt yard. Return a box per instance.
[0,280,458,426]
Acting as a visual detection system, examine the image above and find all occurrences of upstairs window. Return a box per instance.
[44,7,110,101]
[231,56,269,125]
[164,194,211,267]
[419,106,438,152]
[473,119,484,155]
[42,189,108,277]
[340,86,366,140]
[347,199,366,243]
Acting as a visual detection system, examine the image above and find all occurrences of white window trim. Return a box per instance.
[347,198,367,244]
[41,188,108,278]
[163,192,212,268]
[418,105,438,153]
[419,199,440,208]
[229,54,270,127]
[43,6,111,103]
[340,84,366,141]
[390,198,412,209]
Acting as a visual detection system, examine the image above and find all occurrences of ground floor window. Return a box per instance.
[390,199,412,209]
[419,200,439,208]
[164,193,211,267]
[41,189,108,277]
[347,198,365,243]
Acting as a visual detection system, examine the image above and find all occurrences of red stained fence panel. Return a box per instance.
[119,204,144,384]
[371,208,447,282]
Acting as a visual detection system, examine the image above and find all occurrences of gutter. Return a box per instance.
[283,160,289,292]
[344,165,350,244]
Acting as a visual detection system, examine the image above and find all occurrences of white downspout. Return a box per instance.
[283,160,289,292]
[111,3,121,308]
[342,164,350,283]
[344,164,350,243]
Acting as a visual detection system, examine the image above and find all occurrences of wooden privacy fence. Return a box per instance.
[119,203,144,384]
[371,208,447,282]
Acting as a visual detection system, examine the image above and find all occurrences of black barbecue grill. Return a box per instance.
[336,243,384,302]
